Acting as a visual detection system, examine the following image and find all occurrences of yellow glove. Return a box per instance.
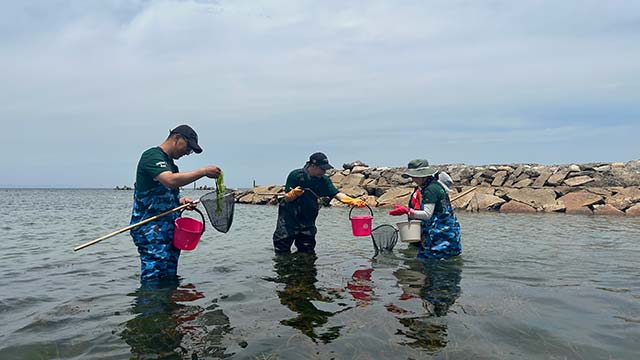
[342,196,366,208]
[285,186,305,201]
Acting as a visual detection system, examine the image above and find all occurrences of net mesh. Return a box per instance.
[200,189,235,233]
[370,224,398,257]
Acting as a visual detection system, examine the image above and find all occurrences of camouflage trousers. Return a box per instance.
[131,220,181,282]
[418,206,461,260]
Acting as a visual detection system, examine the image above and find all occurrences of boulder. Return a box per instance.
[586,187,612,197]
[491,171,508,186]
[532,170,553,188]
[626,204,640,216]
[514,178,533,188]
[605,187,640,210]
[504,188,558,210]
[351,166,369,174]
[467,193,505,212]
[564,176,594,187]
[568,164,581,172]
[513,165,525,178]
[330,173,345,186]
[593,204,625,216]
[390,173,412,185]
[557,191,603,211]
[377,187,414,208]
[343,160,368,170]
[547,170,569,186]
[565,206,593,215]
[341,173,365,186]
[543,201,566,213]
[339,185,367,198]
[500,201,536,213]
[450,186,477,209]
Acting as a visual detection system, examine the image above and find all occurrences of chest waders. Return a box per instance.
[417,180,462,260]
[273,173,321,253]
[130,183,181,281]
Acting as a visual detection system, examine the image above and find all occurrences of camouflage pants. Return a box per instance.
[131,220,181,282]
[418,206,461,260]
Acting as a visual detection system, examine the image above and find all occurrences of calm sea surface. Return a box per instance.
[1,189,639,359]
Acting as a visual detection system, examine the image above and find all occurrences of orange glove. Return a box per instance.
[342,196,366,208]
[285,186,305,201]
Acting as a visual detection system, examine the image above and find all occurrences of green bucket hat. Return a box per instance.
[401,159,437,178]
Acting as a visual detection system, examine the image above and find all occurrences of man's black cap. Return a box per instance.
[170,124,202,154]
[308,152,333,170]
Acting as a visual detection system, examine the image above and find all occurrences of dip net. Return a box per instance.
[370,224,398,257]
[200,174,235,233]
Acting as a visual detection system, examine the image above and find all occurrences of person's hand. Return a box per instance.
[388,205,409,216]
[180,197,198,210]
[285,186,305,201]
[202,165,221,178]
[342,196,366,208]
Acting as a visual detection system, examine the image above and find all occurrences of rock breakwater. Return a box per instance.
[235,160,640,216]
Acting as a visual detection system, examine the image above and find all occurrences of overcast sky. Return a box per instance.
[1,0,639,188]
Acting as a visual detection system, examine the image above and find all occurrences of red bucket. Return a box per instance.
[349,205,374,237]
[173,208,205,251]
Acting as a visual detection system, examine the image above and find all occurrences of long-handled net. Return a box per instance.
[370,224,398,257]
[200,174,235,233]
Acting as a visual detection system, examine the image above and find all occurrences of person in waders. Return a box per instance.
[130,125,222,282]
[273,152,366,254]
[389,159,461,259]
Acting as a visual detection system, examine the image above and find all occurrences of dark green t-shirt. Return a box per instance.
[423,180,447,214]
[284,168,339,198]
[135,147,178,192]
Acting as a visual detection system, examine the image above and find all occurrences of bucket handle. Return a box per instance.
[349,204,373,219]
[178,207,206,235]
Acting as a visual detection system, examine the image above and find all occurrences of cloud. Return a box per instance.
[0,0,639,187]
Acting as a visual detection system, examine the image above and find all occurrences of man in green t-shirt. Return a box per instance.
[272,152,366,254]
[130,124,222,282]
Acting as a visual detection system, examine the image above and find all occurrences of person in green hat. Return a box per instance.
[389,159,461,259]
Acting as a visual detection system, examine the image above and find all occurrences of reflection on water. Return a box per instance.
[121,278,232,359]
[266,253,349,343]
[391,254,463,352]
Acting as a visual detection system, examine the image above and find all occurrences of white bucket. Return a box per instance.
[397,220,422,243]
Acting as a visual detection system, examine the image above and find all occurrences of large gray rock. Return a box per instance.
[504,188,558,210]
[547,170,569,186]
[491,171,508,186]
[564,176,594,187]
[532,170,553,188]
[467,193,505,212]
[606,187,640,210]
[338,185,367,198]
[341,173,365,186]
[343,160,368,170]
[593,204,625,216]
[557,191,603,211]
[626,203,640,216]
[500,201,536,213]
[377,187,414,208]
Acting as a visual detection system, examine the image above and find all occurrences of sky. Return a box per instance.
[1,0,639,188]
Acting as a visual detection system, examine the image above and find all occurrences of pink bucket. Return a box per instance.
[173,208,205,251]
[349,205,374,237]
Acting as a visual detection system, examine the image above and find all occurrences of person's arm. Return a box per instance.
[334,192,366,207]
[408,204,435,220]
[156,165,221,189]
